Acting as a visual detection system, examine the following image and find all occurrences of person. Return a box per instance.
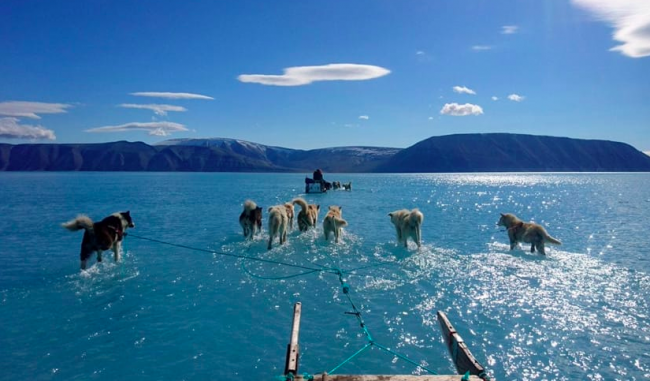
[313,169,323,182]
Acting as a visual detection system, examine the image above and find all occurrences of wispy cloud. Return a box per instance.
[453,86,476,95]
[471,45,493,51]
[238,63,390,86]
[86,121,188,137]
[508,94,525,102]
[0,101,72,119]
[0,117,56,140]
[492,96,499,101]
[415,51,426,55]
[119,104,187,116]
[501,25,519,34]
[130,92,214,100]
[572,0,650,58]
[358,115,369,120]
[440,103,484,116]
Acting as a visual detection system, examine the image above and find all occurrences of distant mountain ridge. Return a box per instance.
[1,134,649,172]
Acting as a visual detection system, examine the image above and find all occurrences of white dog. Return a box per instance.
[267,205,289,250]
[323,205,348,243]
[388,208,424,248]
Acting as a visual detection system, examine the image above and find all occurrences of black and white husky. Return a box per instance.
[62,211,135,270]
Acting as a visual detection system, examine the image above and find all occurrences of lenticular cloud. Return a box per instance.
[86,121,188,137]
[238,64,391,86]
[573,0,650,58]
[0,117,56,140]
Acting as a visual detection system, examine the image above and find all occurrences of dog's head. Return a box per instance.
[120,211,135,228]
[497,213,518,228]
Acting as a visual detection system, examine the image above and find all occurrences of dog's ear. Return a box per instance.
[500,213,504,217]
[257,206,262,211]
[316,205,320,211]
[268,207,273,212]
[388,212,393,217]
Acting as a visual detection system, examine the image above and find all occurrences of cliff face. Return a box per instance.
[1,134,649,172]
[376,134,650,172]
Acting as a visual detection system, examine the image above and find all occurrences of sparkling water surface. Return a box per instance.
[1,172,649,380]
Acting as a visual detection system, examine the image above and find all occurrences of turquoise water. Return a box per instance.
[1,172,649,380]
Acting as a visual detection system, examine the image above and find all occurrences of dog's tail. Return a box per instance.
[409,209,424,227]
[544,233,562,245]
[62,215,94,232]
[243,200,257,212]
[292,197,308,213]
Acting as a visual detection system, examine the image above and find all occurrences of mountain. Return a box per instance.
[377,133,650,172]
[156,138,400,172]
[1,134,649,172]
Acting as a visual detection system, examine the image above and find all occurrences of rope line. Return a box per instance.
[124,232,478,378]
[125,233,336,274]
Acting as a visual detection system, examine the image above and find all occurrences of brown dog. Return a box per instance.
[63,211,135,270]
[239,200,263,240]
[292,198,320,232]
[323,205,348,243]
[497,213,561,255]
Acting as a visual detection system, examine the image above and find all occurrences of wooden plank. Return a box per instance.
[284,302,302,375]
[437,311,485,377]
[313,375,482,381]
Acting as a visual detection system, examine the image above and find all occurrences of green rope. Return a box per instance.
[125,233,334,274]
[125,233,474,377]
[240,260,322,280]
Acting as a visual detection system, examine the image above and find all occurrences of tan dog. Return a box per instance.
[292,198,320,232]
[388,208,424,248]
[267,205,289,250]
[284,202,295,230]
[497,213,561,255]
[323,206,348,243]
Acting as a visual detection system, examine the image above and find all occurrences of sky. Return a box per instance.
[1,0,649,151]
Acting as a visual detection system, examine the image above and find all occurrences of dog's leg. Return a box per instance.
[114,242,122,262]
[335,228,339,243]
[267,235,273,250]
[416,226,422,248]
[530,243,535,253]
[97,251,103,262]
[537,242,546,255]
[80,259,87,270]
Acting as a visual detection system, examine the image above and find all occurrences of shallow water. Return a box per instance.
[1,172,649,380]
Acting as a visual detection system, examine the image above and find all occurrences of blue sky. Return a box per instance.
[1,0,649,151]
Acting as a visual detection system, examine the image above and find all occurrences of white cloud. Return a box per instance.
[453,86,476,95]
[130,92,214,100]
[501,25,519,34]
[86,121,188,137]
[358,115,369,120]
[0,101,72,119]
[416,50,425,55]
[440,103,484,116]
[428,116,434,120]
[508,94,525,102]
[237,63,391,86]
[0,117,56,140]
[119,104,187,116]
[492,96,499,101]
[572,0,650,58]
[472,45,493,51]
